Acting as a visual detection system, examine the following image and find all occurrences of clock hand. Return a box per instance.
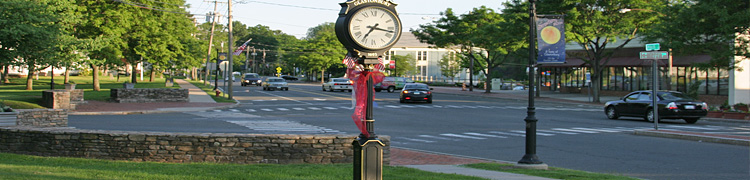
[362,23,379,41]
[370,27,394,33]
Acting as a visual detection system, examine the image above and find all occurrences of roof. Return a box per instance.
[393,32,432,48]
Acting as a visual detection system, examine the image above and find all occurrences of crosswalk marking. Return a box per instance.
[229,109,239,112]
[246,109,256,112]
[551,128,599,134]
[664,125,721,130]
[308,107,321,110]
[441,133,486,140]
[216,104,603,113]
[570,127,620,133]
[261,109,273,112]
[488,131,526,137]
[538,129,577,135]
[464,132,507,138]
[277,108,289,111]
[418,135,461,141]
[213,110,222,112]
[511,130,555,136]
[323,107,337,110]
[292,108,305,111]
[399,137,436,143]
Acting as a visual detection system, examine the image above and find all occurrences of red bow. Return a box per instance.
[345,59,384,138]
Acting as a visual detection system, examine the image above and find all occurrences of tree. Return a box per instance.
[413,6,528,93]
[299,23,347,83]
[438,52,461,81]
[392,54,416,77]
[536,0,665,102]
[643,0,749,71]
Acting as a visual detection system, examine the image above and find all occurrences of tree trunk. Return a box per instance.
[25,70,34,90]
[591,65,601,103]
[64,68,70,84]
[92,64,100,91]
[484,64,492,93]
[131,64,137,83]
[149,68,155,82]
[1,64,8,84]
[320,69,325,84]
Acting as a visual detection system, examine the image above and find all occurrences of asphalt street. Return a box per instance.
[69,81,750,180]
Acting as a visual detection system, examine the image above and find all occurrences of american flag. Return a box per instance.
[232,38,252,55]
[374,57,385,71]
[342,53,357,69]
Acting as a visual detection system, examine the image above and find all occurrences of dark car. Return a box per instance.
[604,90,708,124]
[399,83,433,103]
[280,75,299,81]
[241,73,262,86]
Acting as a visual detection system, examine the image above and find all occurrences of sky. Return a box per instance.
[184,0,508,39]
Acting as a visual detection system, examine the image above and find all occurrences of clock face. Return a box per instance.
[348,6,401,50]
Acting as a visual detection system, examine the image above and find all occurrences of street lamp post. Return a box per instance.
[517,0,546,169]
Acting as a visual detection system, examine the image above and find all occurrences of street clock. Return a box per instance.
[336,0,402,64]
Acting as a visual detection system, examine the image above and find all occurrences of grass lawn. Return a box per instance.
[0,75,180,108]
[187,80,236,103]
[0,153,484,180]
[463,163,640,180]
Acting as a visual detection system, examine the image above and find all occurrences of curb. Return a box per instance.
[633,129,750,146]
[69,101,240,116]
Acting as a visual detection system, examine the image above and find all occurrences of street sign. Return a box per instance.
[640,51,669,59]
[645,43,660,51]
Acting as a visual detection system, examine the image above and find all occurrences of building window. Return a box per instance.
[416,51,427,61]
[418,65,427,76]
[385,51,394,61]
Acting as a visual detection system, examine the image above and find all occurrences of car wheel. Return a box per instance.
[375,89,381,92]
[427,99,432,104]
[387,86,394,93]
[684,118,699,124]
[322,86,326,91]
[328,87,333,92]
[399,98,405,103]
[262,87,267,91]
[645,109,655,122]
[606,106,619,119]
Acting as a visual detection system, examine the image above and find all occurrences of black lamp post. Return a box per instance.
[518,0,544,166]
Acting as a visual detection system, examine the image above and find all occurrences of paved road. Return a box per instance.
[69,81,750,180]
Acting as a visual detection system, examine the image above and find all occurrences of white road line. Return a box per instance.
[399,137,436,143]
[256,91,312,105]
[260,109,273,112]
[571,127,620,133]
[418,135,460,141]
[538,129,578,135]
[432,105,443,108]
[510,130,555,136]
[292,108,305,111]
[416,105,432,108]
[277,108,290,111]
[446,105,462,108]
[314,98,326,101]
[308,107,321,110]
[385,105,400,108]
[441,133,486,140]
[229,109,239,112]
[488,131,526,137]
[212,110,222,112]
[245,109,256,112]
[551,128,599,134]
[464,132,507,138]
[323,107,338,110]
[476,106,492,108]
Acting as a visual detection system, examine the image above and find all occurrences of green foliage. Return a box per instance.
[392,54,416,76]
[686,80,702,99]
[643,0,750,71]
[464,163,639,180]
[438,53,462,80]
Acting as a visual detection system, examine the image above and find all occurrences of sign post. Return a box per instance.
[640,50,668,130]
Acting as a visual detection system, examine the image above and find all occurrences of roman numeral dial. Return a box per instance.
[348,6,401,50]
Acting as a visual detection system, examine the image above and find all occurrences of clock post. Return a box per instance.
[335,1,401,179]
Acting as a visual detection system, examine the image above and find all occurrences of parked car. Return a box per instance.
[604,90,708,124]
[322,78,353,92]
[281,75,299,81]
[399,83,433,103]
[261,77,288,91]
[375,77,414,92]
[241,73,262,86]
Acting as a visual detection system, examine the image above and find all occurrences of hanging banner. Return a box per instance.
[536,16,566,64]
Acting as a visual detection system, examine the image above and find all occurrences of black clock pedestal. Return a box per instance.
[353,65,383,180]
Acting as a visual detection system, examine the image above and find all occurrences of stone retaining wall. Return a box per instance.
[111,88,189,103]
[15,109,67,127]
[0,127,390,165]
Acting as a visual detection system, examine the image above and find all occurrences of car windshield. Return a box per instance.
[267,79,284,82]
[244,74,258,78]
[405,84,429,90]
[659,92,692,100]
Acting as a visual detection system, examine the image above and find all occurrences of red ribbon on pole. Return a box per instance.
[344,55,384,138]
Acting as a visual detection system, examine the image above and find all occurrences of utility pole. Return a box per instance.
[227,0,234,99]
[203,0,222,86]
